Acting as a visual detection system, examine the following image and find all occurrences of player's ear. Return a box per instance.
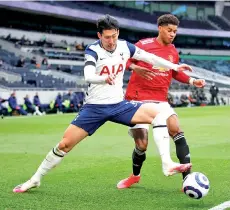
[97,32,102,39]
[117,29,119,37]
[158,26,162,32]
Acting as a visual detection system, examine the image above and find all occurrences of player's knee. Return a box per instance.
[58,140,72,153]
[169,126,182,137]
[167,115,182,137]
[135,141,148,152]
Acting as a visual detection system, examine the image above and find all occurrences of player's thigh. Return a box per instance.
[71,105,106,136]
[153,102,177,126]
[59,124,89,152]
[109,100,143,126]
[131,103,159,124]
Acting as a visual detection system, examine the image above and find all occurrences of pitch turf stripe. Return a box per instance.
[209,201,230,210]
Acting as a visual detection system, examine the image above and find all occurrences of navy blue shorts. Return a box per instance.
[71,100,142,135]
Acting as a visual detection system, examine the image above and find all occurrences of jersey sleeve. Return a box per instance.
[172,52,190,83]
[84,46,98,66]
[132,46,178,71]
[126,41,142,70]
[172,70,190,83]
[84,46,107,84]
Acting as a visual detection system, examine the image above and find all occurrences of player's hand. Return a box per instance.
[133,66,155,80]
[177,64,193,72]
[105,74,116,85]
[193,79,206,88]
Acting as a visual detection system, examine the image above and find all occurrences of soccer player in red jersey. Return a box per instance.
[117,14,205,189]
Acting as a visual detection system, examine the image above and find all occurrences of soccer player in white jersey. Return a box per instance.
[13,14,192,193]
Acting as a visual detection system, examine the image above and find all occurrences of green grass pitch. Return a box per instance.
[1,106,230,210]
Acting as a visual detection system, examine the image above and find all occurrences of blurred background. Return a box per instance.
[0,0,230,117]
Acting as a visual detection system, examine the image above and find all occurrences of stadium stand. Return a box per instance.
[223,5,230,22]
[208,15,230,30]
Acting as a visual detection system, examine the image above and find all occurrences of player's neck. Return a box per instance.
[156,36,169,47]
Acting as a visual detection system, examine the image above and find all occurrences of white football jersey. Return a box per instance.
[84,39,135,104]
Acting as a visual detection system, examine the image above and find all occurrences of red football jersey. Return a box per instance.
[125,38,190,102]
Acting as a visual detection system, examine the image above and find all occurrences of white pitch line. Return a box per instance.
[209,201,230,210]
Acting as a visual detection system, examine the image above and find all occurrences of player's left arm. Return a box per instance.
[172,55,206,88]
[84,47,115,85]
[126,41,192,72]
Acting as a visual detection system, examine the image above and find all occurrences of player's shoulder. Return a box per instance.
[117,39,130,47]
[169,43,176,49]
[85,40,100,52]
[169,43,179,54]
[138,38,155,45]
[117,39,134,51]
[85,40,100,61]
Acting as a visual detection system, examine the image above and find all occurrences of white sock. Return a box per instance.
[152,112,173,165]
[152,126,172,165]
[31,144,66,182]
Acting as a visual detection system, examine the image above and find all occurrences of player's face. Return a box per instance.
[159,24,177,45]
[97,29,119,51]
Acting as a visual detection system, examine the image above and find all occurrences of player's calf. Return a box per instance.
[132,147,146,176]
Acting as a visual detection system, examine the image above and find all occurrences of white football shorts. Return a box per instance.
[128,101,177,138]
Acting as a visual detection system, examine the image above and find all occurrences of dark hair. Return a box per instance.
[157,14,179,26]
[97,14,119,33]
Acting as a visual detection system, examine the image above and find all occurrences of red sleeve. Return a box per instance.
[126,41,142,70]
[172,53,190,83]
[172,71,190,84]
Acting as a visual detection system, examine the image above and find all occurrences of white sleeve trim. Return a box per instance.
[189,77,195,85]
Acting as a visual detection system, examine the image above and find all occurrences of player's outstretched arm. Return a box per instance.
[172,71,205,88]
[133,47,192,72]
[127,41,192,72]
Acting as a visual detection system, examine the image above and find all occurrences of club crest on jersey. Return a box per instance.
[120,53,124,60]
[100,64,124,75]
[168,55,174,62]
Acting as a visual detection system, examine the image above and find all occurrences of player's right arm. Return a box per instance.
[172,54,205,88]
[126,41,192,72]
[84,47,115,85]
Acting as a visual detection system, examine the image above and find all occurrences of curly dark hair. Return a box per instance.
[157,14,179,26]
